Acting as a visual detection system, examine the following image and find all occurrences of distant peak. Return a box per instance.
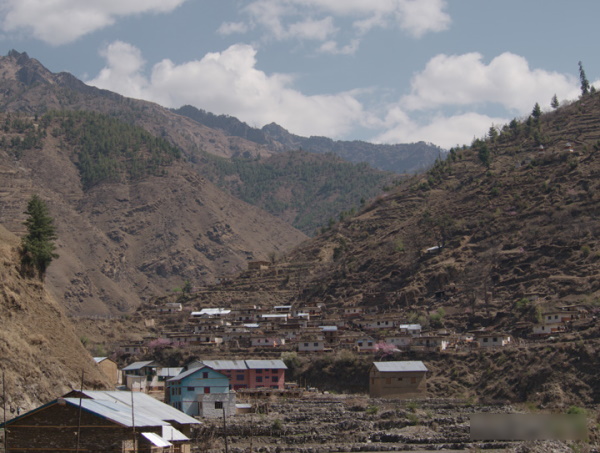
[7,50,30,64]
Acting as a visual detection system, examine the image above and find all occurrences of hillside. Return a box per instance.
[180,92,600,334]
[0,225,110,412]
[199,150,395,234]
[0,111,307,315]
[174,104,443,174]
[0,50,399,236]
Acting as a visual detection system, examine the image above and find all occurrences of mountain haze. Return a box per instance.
[174,104,444,174]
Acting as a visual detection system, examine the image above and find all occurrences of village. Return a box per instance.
[2,260,597,452]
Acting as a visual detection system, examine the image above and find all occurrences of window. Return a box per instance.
[314,342,319,347]
[187,387,194,392]
[215,401,223,409]
[483,338,488,342]
[203,372,209,379]
[411,377,417,384]
[272,376,278,382]
[236,374,244,381]
[256,369,263,373]
[304,343,309,347]
[256,376,263,383]
[397,377,403,381]
[204,387,210,394]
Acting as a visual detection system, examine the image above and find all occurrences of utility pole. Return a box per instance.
[3,371,7,453]
[76,370,84,453]
[222,405,229,453]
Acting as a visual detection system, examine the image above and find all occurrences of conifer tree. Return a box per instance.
[551,94,559,109]
[20,195,58,280]
[579,61,590,96]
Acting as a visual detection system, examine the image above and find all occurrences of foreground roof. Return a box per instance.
[372,361,428,373]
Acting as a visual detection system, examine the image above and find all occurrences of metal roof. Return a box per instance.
[158,367,184,377]
[93,357,108,363]
[372,361,428,373]
[142,432,173,448]
[162,425,189,442]
[201,360,248,370]
[62,398,165,427]
[245,359,287,370]
[78,391,200,426]
[168,366,226,382]
[122,360,156,371]
[399,324,422,330]
[319,326,338,332]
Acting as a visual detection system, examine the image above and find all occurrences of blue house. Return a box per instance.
[167,366,235,417]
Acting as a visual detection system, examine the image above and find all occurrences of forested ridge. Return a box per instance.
[200,150,396,235]
[0,111,181,190]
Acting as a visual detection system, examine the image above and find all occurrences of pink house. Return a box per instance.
[189,359,287,391]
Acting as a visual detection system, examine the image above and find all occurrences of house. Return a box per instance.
[93,357,121,387]
[250,335,286,347]
[384,335,412,349]
[248,260,270,271]
[532,324,565,336]
[363,319,396,330]
[297,335,327,352]
[159,302,183,313]
[412,335,449,351]
[191,359,288,390]
[398,324,422,336]
[343,307,364,318]
[475,333,512,348]
[543,310,579,324]
[0,390,199,453]
[167,366,236,418]
[121,360,161,393]
[369,361,428,398]
[355,336,376,352]
[191,308,231,318]
[120,342,147,356]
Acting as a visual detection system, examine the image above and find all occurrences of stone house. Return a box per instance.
[93,356,121,387]
[369,361,428,398]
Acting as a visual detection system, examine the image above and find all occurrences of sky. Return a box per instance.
[0,0,598,149]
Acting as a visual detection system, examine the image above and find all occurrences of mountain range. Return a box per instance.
[0,50,439,314]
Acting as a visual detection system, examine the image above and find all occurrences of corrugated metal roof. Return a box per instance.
[372,361,428,373]
[93,357,107,363]
[78,391,200,426]
[158,367,183,377]
[142,432,172,447]
[63,398,164,427]
[167,366,227,382]
[202,360,248,370]
[319,326,338,332]
[162,425,189,442]
[122,360,156,371]
[245,359,287,370]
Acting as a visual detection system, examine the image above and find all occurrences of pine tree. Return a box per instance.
[20,195,58,280]
[551,94,559,109]
[579,61,590,96]
[532,102,542,119]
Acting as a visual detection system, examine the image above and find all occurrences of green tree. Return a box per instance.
[20,195,58,280]
[551,94,559,109]
[531,102,542,120]
[579,61,590,96]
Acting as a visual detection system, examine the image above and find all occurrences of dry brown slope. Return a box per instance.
[0,123,307,315]
[0,225,110,413]
[274,92,600,328]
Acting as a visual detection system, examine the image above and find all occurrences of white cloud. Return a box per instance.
[318,39,359,55]
[217,21,250,36]
[0,0,187,45]
[403,52,579,113]
[231,0,450,45]
[86,42,367,138]
[375,111,508,149]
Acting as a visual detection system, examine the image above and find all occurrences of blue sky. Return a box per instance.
[0,0,597,148]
